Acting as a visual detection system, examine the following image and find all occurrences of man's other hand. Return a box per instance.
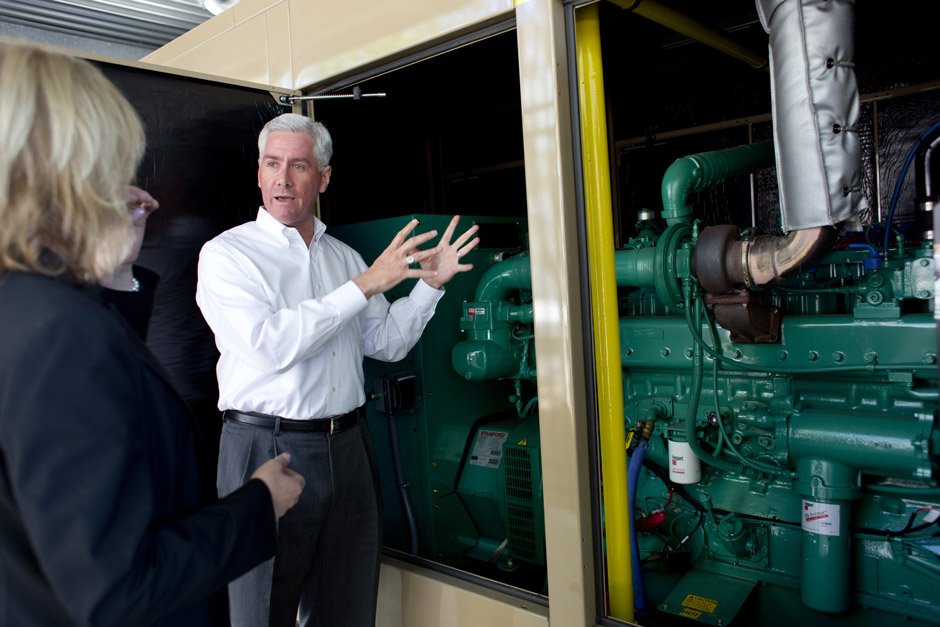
[353,218,440,298]
[414,215,479,289]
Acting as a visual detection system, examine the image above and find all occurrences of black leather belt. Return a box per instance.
[224,406,361,434]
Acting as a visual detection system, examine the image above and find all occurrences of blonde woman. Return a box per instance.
[0,40,305,627]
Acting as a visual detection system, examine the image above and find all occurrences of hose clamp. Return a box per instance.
[740,237,756,290]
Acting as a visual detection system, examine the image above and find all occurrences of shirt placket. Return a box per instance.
[309,241,341,408]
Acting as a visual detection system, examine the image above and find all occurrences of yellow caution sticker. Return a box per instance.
[683,594,719,613]
[516,437,527,446]
[680,608,703,619]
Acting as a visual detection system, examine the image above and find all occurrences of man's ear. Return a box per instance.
[319,165,332,193]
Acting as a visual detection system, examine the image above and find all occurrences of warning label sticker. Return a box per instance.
[802,500,841,536]
[679,608,703,619]
[682,594,719,613]
[469,430,508,468]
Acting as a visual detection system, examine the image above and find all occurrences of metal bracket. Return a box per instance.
[278,85,387,104]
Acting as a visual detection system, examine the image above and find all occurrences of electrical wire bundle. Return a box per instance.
[626,441,707,574]
[857,507,940,538]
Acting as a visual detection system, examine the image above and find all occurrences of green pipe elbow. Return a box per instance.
[474,253,531,302]
[661,141,775,225]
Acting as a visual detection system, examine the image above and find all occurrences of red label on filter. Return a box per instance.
[802,500,841,536]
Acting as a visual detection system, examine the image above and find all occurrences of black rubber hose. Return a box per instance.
[388,413,419,554]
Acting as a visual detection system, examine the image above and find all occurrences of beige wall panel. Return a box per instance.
[234,0,279,24]
[265,3,293,89]
[143,10,237,66]
[288,0,514,88]
[145,0,510,90]
[165,15,270,85]
[376,561,548,627]
[516,0,597,626]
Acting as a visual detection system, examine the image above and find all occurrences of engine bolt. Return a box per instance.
[832,351,845,363]
[808,351,819,362]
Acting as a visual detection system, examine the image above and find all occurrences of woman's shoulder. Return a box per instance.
[2,271,100,310]
[0,272,116,340]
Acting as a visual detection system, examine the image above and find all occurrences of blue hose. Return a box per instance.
[884,119,940,258]
[847,243,882,270]
[627,440,649,613]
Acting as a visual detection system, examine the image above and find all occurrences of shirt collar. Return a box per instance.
[256,207,327,249]
[312,216,327,244]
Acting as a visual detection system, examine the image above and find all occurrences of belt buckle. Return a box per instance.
[330,417,337,435]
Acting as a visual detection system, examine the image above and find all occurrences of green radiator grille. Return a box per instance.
[504,446,536,560]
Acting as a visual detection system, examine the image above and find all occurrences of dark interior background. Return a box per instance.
[99,62,288,470]
[313,32,526,226]
[603,0,940,241]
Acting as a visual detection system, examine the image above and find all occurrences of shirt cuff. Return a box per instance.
[412,279,445,307]
[324,280,370,320]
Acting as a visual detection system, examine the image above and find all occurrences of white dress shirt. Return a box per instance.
[196,208,442,419]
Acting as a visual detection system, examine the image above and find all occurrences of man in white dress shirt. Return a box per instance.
[195,113,479,627]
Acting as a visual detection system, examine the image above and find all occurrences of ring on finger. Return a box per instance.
[406,255,415,264]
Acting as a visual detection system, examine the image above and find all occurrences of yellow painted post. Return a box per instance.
[575,4,634,622]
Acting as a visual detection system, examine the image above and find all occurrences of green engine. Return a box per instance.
[619,228,939,624]
[605,137,939,624]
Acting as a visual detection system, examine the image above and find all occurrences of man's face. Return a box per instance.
[257,131,331,231]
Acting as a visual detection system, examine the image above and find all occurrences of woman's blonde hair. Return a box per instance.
[0,40,145,283]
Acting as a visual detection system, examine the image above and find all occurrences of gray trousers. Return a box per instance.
[218,416,382,627]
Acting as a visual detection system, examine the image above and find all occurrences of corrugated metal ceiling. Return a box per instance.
[0,0,212,53]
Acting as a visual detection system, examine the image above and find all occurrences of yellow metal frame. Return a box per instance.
[575,4,633,622]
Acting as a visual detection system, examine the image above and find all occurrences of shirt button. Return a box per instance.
[317,283,321,290]
[331,386,336,392]
[331,351,336,357]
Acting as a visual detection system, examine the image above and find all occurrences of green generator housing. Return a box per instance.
[330,214,545,580]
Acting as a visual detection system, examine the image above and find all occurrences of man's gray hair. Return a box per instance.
[258,113,333,171]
